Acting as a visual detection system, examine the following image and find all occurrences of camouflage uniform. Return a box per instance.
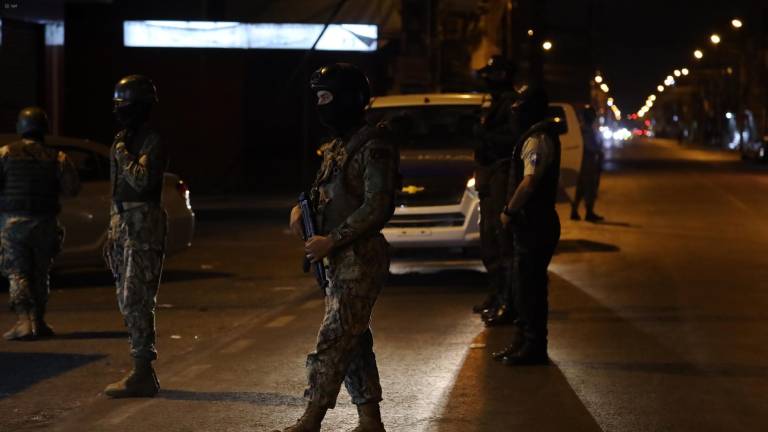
[0,139,79,316]
[104,127,168,360]
[305,123,398,409]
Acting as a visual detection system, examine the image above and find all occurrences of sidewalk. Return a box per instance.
[191,194,296,220]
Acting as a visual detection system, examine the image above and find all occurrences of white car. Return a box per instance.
[0,134,195,268]
[366,93,583,249]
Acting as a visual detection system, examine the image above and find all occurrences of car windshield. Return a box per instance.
[367,105,481,150]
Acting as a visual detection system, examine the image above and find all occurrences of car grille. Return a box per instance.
[387,212,465,228]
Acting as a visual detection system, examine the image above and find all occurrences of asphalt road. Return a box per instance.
[2,137,768,431]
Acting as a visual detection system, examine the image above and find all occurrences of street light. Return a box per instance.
[694,49,704,60]
[674,69,681,77]
[594,74,604,84]
[710,34,721,45]
[542,40,553,51]
[657,85,665,92]
[649,94,656,101]
[527,29,534,36]
[731,18,743,29]
[600,83,609,93]
[607,97,614,106]
[681,68,690,76]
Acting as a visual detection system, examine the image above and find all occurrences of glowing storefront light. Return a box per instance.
[124,21,378,51]
[44,21,64,46]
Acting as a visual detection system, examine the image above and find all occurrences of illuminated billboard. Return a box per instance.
[123,21,377,51]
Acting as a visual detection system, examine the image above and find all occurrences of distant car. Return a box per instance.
[734,110,768,162]
[366,93,583,249]
[0,134,195,268]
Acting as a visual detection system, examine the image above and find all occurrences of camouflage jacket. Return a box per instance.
[311,123,399,249]
[0,138,81,214]
[111,125,167,203]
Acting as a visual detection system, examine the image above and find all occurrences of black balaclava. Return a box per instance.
[311,64,370,136]
[114,101,151,129]
[516,87,550,132]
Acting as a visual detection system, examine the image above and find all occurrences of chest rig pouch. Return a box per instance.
[313,124,389,235]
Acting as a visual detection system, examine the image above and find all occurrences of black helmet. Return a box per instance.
[477,55,516,85]
[113,74,158,105]
[514,85,550,130]
[16,107,49,138]
[310,63,371,112]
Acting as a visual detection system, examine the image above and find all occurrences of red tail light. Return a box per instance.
[176,180,192,210]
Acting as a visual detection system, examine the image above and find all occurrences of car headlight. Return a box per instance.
[467,177,476,189]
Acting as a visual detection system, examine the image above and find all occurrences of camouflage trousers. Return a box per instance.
[304,235,389,409]
[0,214,63,314]
[104,205,167,361]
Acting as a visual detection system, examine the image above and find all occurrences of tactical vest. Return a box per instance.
[476,92,519,165]
[312,123,398,236]
[509,121,561,227]
[111,127,164,203]
[0,140,61,215]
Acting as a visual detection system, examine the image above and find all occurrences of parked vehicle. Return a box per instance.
[366,93,583,249]
[734,110,768,162]
[0,134,195,268]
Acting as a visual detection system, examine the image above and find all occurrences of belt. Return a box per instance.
[112,201,151,214]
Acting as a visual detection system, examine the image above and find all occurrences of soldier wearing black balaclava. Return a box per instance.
[279,63,399,432]
[495,86,561,365]
[103,75,169,398]
[472,55,521,327]
[0,107,80,341]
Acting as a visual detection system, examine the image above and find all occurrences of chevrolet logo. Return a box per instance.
[401,185,426,195]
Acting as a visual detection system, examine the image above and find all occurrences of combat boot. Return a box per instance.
[500,340,549,366]
[104,358,160,398]
[272,402,327,432]
[31,307,55,338]
[491,328,524,361]
[348,403,386,432]
[3,312,35,341]
[473,294,497,314]
[570,208,581,221]
[482,304,515,327]
[585,211,604,222]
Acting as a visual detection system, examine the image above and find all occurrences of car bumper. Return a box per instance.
[383,190,480,248]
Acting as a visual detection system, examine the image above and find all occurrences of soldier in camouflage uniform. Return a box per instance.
[1,107,80,341]
[103,75,168,398]
[473,56,521,326]
[279,64,398,432]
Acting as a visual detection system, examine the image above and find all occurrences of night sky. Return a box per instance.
[592,0,757,115]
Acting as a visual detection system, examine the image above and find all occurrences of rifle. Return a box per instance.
[298,192,329,291]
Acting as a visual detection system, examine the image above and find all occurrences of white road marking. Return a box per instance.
[265,315,296,328]
[300,299,325,310]
[221,339,254,354]
[99,400,155,426]
[273,286,297,292]
[169,364,212,383]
